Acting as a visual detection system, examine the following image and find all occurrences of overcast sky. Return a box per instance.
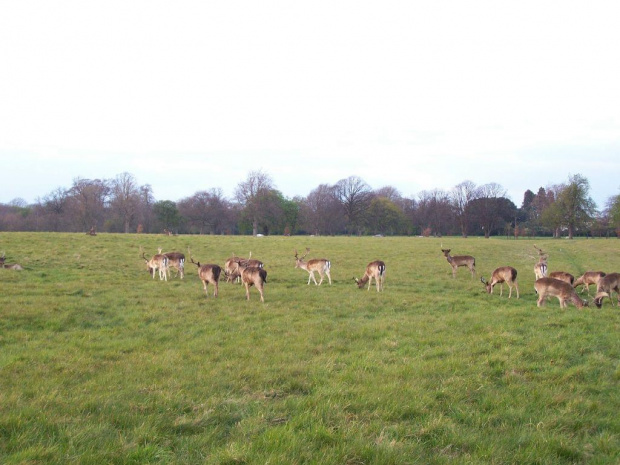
[1,1,618,209]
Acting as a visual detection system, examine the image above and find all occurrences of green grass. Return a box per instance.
[0,232,618,464]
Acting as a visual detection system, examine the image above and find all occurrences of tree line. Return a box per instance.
[1,171,619,238]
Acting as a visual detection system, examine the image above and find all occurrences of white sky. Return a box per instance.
[1,1,619,208]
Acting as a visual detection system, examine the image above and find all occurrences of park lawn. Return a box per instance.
[0,232,618,464]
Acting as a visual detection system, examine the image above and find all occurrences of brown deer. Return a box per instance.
[0,252,23,270]
[158,249,185,279]
[594,272,620,308]
[141,250,168,281]
[480,266,519,298]
[549,271,575,286]
[189,251,221,298]
[535,277,587,309]
[354,260,386,291]
[224,252,263,283]
[295,248,331,285]
[533,244,548,279]
[573,271,606,296]
[233,261,267,303]
[441,249,475,279]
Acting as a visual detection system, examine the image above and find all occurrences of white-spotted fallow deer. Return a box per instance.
[441,249,475,279]
[295,248,331,285]
[158,249,185,279]
[141,250,168,281]
[481,266,519,299]
[354,260,386,291]
[573,271,606,296]
[233,261,267,303]
[225,252,263,283]
[0,252,23,270]
[534,277,587,309]
[549,271,575,286]
[594,272,620,308]
[189,250,221,298]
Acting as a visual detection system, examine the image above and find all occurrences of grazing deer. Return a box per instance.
[189,251,221,298]
[573,271,606,296]
[354,260,386,291]
[480,267,519,298]
[549,271,575,286]
[594,272,620,308]
[158,249,185,279]
[535,277,587,309]
[225,252,263,283]
[0,252,23,270]
[141,250,168,281]
[233,261,267,303]
[441,249,475,279]
[295,248,331,285]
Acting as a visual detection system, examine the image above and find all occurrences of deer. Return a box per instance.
[480,266,519,299]
[549,271,575,286]
[593,272,620,308]
[532,245,548,280]
[441,248,475,279]
[535,277,587,309]
[232,260,267,303]
[0,252,23,270]
[188,249,221,298]
[353,260,386,291]
[573,271,606,296]
[295,248,331,285]
[225,252,263,283]
[141,249,168,281]
[158,248,185,279]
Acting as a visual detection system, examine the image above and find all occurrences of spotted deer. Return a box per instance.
[295,248,331,285]
[594,272,620,308]
[354,260,386,291]
[480,266,519,299]
[233,260,267,303]
[225,252,263,283]
[158,249,185,279]
[549,271,575,286]
[441,248,475,279]
[573,271,606,296]
[188,250,221,298]
[141,250,168,281]
[535,277,587,309]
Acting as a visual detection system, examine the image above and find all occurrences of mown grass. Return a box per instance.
[0,232,618,464]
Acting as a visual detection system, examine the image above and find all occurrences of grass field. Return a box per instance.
[0,232,618,464]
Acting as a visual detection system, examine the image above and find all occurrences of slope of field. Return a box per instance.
[1,233,618,464]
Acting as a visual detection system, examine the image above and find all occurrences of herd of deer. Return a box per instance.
[2,243,616,308]
[138,246,386,302]
[441,245,619,309]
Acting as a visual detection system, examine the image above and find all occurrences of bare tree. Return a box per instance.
[451,180,477,237]
[110,172,140,233]
[66,178,110,232]
[416,189,453,236]
[335,176,372,234]
[235,170,276,236]
[178,188,233,234]
[299,184,343,235]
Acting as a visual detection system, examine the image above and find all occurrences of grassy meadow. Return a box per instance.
[0,232,618,464]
